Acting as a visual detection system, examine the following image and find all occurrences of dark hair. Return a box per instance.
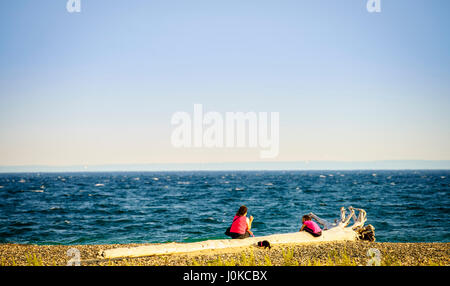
[236,205,248,216]
[302,215,311,221]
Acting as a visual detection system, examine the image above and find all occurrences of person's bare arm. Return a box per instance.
[299,224,305,232]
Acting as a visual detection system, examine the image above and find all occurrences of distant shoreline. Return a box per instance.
[1,160,450,173]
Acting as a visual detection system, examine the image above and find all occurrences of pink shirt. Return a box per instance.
[230,215,248,234]
[303,220,321,234]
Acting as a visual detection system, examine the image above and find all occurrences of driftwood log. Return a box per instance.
[99,207,375,259]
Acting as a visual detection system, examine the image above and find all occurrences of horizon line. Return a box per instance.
[0,160,449,173]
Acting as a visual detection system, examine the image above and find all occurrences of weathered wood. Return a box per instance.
[99,207,371,259]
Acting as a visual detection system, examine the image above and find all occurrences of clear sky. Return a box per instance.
[0,0,449,168]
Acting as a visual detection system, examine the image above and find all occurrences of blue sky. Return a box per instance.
[0,0,449,168]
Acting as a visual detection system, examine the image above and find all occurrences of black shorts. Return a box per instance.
[304,226,322,237]
[229,231,251,239]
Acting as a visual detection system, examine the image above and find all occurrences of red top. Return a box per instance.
[230,215,248,234]
[303,220,321,234]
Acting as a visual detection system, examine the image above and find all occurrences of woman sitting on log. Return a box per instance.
[227,205,254,239]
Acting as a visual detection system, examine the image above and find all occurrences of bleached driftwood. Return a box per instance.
[308,206,367,230]
[99,207,374,259]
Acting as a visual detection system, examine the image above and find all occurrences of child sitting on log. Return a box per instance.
[299,214,322,237]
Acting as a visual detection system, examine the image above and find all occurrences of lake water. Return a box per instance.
[0,170,448,244]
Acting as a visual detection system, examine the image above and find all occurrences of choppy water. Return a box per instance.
[0,170,448,244]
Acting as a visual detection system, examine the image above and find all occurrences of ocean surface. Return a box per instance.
[0,170,448,245]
